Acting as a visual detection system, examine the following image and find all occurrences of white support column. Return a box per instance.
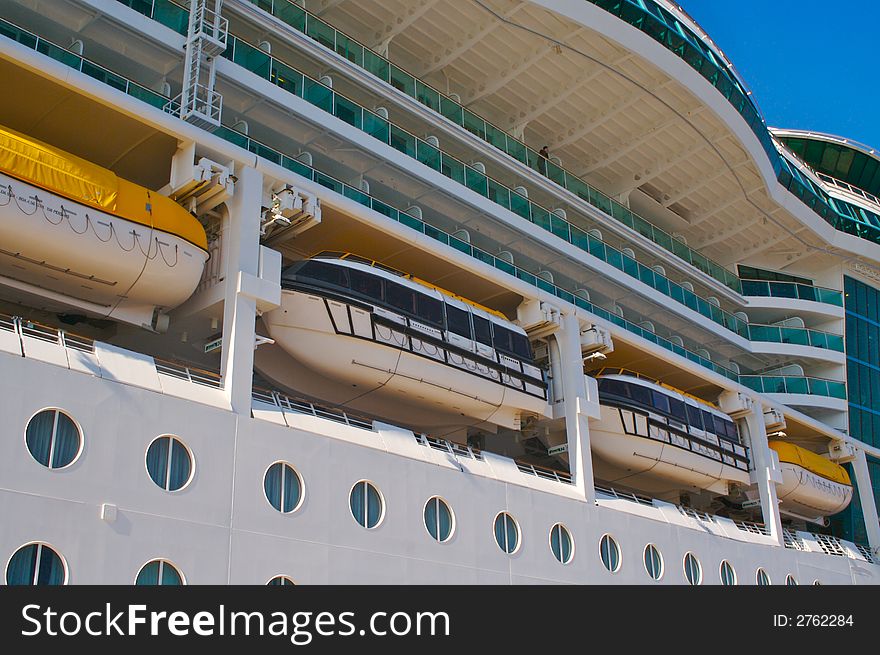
[555,312,595,501]
[220,165,263,414]
[852,449,880,553]
[742,407,784,546]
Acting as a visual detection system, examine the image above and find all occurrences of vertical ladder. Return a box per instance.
[166,0,227,130]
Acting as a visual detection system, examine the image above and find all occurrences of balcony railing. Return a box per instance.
[741,279,843,307]
[740,375,847,400]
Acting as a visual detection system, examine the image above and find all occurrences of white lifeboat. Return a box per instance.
[0,125,208,329]
[590,371,750,495]
[769,440,853,519]
[261,254,548,430]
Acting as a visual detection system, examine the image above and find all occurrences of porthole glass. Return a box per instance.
[493,512,519,554]
[268,576,296,586]
[684,552,702,585]
[424,497,454,543]
[350,480,383,529]
[786,574,798,586]
[25,409,81,469]
[599,534,621,573]
[720,560,737,586]
[550,523,573,564]
[264,462,303,513]
[146,436,193,492]
[135,559,184,585]
[756,568,771,586]
[644,544,663,580]
[6,543,66,585]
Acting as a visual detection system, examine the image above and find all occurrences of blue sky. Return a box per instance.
[682,1,879,150]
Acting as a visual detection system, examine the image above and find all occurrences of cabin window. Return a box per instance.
[668,398,687,423]
[145,436,193,492]
[350,481,384,529]
[301,260,348,288]
[756,568,771,586]
[25,409,81,470]
[493,512,520,554]
[267,576,296,586]
[629,384,651,408]
[599,534,621,573]
[786,575,798,586]
[416,294,444,326]
[386,283,416,315]
[264,462,304,514]
[472,316,492,347]
[445,305,472,339]
[644,544,663,581]
[683,552,702,585]
[135,560,184,586]
[349,269,383,302]
[550,523,574,564]
[651,390,670,414]
[424,497,454,543]
[686,404,704,430]
[5,543,66,585]
[720,560,737,586]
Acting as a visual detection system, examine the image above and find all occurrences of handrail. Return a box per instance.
[252,386,374,431]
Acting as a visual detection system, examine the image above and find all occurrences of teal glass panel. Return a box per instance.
[305,15,336,49]
[389,65,416,97]
[465,166,488,196]
[363,49,390,82]
[335,32,363,67]
[390,125,417,157]
[303,77,333,112]
[271,60,303,95]
[416,140,441,171]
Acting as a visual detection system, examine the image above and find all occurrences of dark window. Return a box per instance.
[417,294,443,326]
[651,390,670,414]
[386,283,416,315]
[629,384,651,407]
[299,260,349,288]
[702,409,717,434]
[492,325,510,353]
[686,404,704,430]
[510,332,532,359]
[445,305,472,339]
[349,269,383,302]
[668,398,687,423]
[472,316,492,346]
[713,415,729,438]
[722,419,738,442]
[598,378,629,398]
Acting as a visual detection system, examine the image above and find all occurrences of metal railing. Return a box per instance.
[594,483,654,507]
[415,434,483,461]
[0,314,97,353]
[155,359,223,388]
[516,461,573,485]
[817,172,880,211]
[251,387,374,431]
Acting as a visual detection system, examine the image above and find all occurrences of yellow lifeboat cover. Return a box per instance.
[0,125,206,250]
[768,441,851,486]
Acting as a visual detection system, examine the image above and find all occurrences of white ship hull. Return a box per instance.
[262,289,549,430]
[0,172,207,327]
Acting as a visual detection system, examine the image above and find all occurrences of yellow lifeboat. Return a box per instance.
[0,125,207,330]
[769,441,853,519]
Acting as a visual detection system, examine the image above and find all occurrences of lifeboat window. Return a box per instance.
[386,282,417,315]
[668,398,687,423]
[349,269,383,302]
[445,305,472,339]
[416,294,444,327]
[629,384,651,408]
[723,420,738,442]
[702,409,718,435]
[651,390,670,414]
[598,378,629,398]
[301,260,349,289]
[510,332,532,359]
[492,325,512,353]
[686,404,704,430]
[472,315,492,347]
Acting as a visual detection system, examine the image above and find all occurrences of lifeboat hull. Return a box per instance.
[0,172,207,327]
[776,462,853,518]
[262,289,548,429]
[590,404,750,494]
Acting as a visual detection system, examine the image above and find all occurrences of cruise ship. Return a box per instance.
[1,0,878,586]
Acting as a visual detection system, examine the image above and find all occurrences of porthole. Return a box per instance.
[267,575,296,586]
[145,436,193,492]
[549,523,574,564]
[349,480,384,529]
[135,559,184,585]
[756,568,771,586]
[493,512,519,554]
[25,409,81,469]
[264,462,304,513]
[683,552,702,585]
[720,560,737,586]
[786,574,798,586]
[5,543,67,585]
[643,544,663,580]
[424,497,454,543]
[599,534,621,573]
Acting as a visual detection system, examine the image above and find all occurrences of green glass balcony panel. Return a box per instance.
[566,178,591,203]
[495,259,516,276]
[334,32,363,67]
[516,270,537,286]
[462,110,485,140]
[247,141,281,165]
[510,192,531,221]
[81,61,127,91]
[389,64,416,97]
[557,289,575,304]
[606,248,623,271]
[808,378,829,396]
[440,154,465,185]
[449,237,471,255]
[485,123,509,153]
[343,185,371,207]
[281,155,313,178]
[302,77,333,112]
[550,214,571,241]
[439,96,463,125]
[587,234,606,260]
[779,327,809,346]
[671,238,691,261]
[546,161,567,188]
[312,171,343,194]
[0,20,38,47]
[305,14,335,49]
[570,226,590,250]
[424,223,449,245]
[370,199,398,220]
[537,278,556,294]
[127,83,167,109]
[828,381,847,399]
[153,0,188,35]
[333,95,362,129]
[390,125,417,157]
[414,81,440,113]
[669,282,685,304]
[507,139,529,165]
[487,178,510,209]
[363,49,389,83]
[690,251,710,275]
[215,126,249,149]
[741,280,769,296]
[827,334,845,351]
[465,166,488,196]
[232,39,271,79]
[637,263,655,287]
[363,111,390,142]
[817,288,844,306]
[416,139,441,172]
[741,377,764,393]
[532,207,552,232]
[473,248,494,266]
[36,40,81,68]
[632,214,655,239]
[271,60,303,96]
[272,0,306,31]
[622,255,639,279]
[399,212,424,232]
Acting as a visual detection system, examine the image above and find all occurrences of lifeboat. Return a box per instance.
[261,254,548,430]
[769,441,853,519]
[591,370,750,495]
[0,125,208,330]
